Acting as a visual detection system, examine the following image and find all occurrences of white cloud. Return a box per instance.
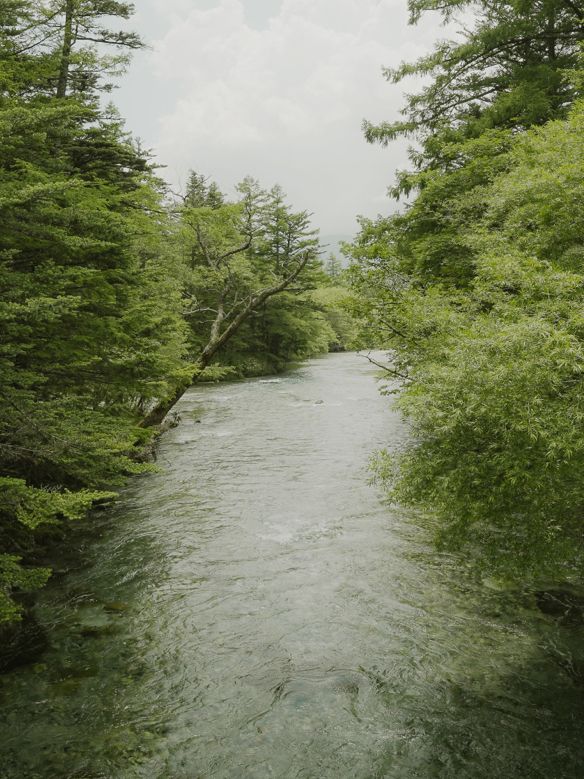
[120,0,447,235]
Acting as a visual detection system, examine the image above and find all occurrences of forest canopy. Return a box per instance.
[0,2,358,627]
[350,0,584,581]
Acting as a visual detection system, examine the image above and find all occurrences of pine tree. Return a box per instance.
[0,3,186,624]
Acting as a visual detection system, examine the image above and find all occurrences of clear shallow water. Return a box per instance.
[2,353,584,778]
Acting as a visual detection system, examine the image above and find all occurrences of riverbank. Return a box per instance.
[2,354,584,778]
[0,346,333,650]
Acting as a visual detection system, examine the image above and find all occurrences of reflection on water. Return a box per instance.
[1,353,584,778]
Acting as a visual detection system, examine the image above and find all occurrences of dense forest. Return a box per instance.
[2,0,584,657]
[348,0,584,581]
[4,1,584,775]
[0,1,359,633]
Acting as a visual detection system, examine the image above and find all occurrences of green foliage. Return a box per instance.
[311,285,362,351]
[0,476,117,622]
[366,0,582,148]
[178,174,334,373]
[488,104,584,270]
[0,555,51,624]
[0,0,143,100]
[0,3,187,623]
[358,0,584,292]
[0,477,115,529]
[365,100,584,581]
[324,253,343,281]
[352,0,584,581]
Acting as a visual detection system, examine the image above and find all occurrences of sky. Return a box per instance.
[113,0,449,239]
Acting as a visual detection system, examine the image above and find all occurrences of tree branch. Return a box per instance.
[359,351,410,381]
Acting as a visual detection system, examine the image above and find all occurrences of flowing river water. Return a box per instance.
[2,353,584,778]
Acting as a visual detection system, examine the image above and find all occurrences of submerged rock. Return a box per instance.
[0,613,48,673]
[160,410,181,433]
[50,676,83,697]
[78,623,119,639]
[535,588,584,625]
[103,601,129,614]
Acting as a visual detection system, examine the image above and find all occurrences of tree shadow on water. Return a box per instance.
[0,504,173,779]
[371,637,584,779]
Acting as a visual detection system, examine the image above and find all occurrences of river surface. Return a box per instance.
[2,353,584,778]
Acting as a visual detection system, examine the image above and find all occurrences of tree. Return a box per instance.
[350,1,584,581]
[182,176,323,369]
[0,2,187,623]
[365,0,583,148]
[368,99,584,580]
[325,252,343,281]
[47,0,141,97]
[184,170,224,209]
[0,0,142,99]
[142,177,328,425]
[357,0,584,289]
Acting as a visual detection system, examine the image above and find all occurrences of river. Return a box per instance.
[1,353,584,778]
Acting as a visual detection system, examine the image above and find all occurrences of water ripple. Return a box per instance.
[2,354,584,778]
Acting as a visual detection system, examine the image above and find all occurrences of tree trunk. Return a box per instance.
[547,9,557,61]
[56,0,74,98]
[198,255,310,369]
[139,376,193,428]
[140,254,311,427]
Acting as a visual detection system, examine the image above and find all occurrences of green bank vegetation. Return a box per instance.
[349,0,584,581]
[4,0,583,636]
[0,2,358,625]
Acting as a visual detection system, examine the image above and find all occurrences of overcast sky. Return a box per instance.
[113,0,449,238]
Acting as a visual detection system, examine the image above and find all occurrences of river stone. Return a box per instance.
[159,411,181,433]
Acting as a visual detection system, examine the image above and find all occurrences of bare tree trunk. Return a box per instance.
[198,254,310,368]
[139,377,192,428]
[546,8,557,61]
[140,255,311,427]
[56,0,74,98]
[207,299,225,348]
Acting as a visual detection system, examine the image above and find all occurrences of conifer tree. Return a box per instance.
[0,2,185,624]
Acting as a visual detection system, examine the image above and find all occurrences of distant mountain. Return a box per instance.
[319,233,354,266]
